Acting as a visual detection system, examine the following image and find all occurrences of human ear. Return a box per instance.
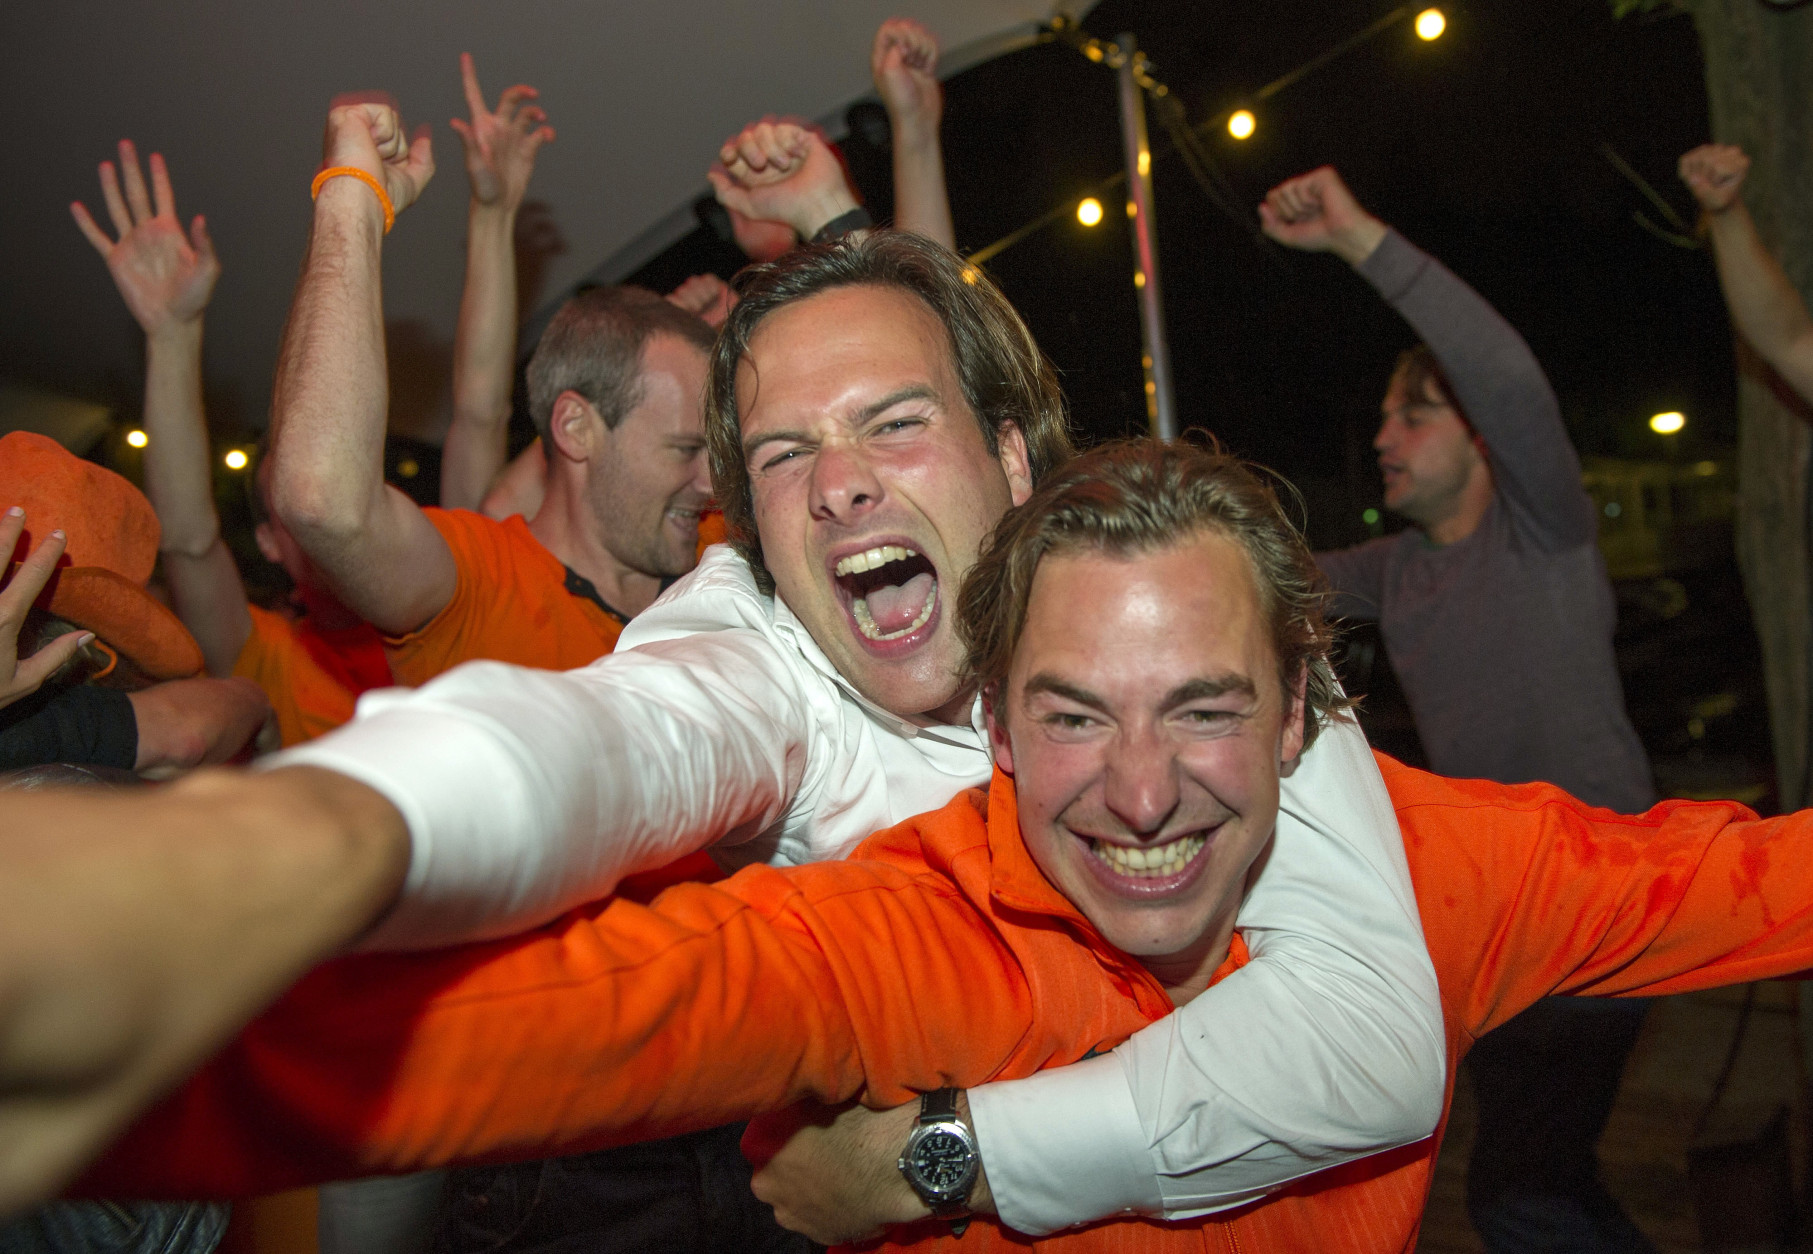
[996,422,1034,506]
[253,522,282,565]
[985,685,1016,775]
[1279,668,1309,767]
[548,390,601,463]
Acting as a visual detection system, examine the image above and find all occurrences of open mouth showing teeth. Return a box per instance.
[834,545,938,643]
[1090,833,1208,879]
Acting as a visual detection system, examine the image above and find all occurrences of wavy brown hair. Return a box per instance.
[705,232,1076,592]
[958,438,1351,751]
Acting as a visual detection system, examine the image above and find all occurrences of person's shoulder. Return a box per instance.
[620,545,774,648]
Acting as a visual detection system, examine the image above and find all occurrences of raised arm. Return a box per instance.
[71,143,249,676]
[267,99,452,636]
[709,119,863,244]
[1681,144,1813,404]
[440,54,555,511]
[871,19,954,249]
[1262,166,1594,549]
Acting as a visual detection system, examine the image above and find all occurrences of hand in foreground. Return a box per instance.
[747,1098,993,1244]
[709,119,858,241]
[71,141,220,335]
[872,18,942,136]
[1259,165,1386,266]
[320,95,436,221]
[666,273,736,328]
[1680,143,1750,215]
[129,676,273,777]
[0,509,91,712]
[449,53,554,211]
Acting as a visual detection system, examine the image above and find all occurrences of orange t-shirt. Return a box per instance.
[92,756,1813,1250]
[386,509,627,686]
[232,604,392,747]
[387,509,728,686]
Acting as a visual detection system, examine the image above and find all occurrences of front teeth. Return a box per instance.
[836,544,918,577]
[852,581,938,641]
[1090,833,1207,879]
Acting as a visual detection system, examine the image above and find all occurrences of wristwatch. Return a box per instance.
[898,1087,979,1226]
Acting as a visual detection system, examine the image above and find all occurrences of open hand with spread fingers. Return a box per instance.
[0,508,93,712]
[71,141,220,336]
[1679,144,1750,216]
[450,53,555,211]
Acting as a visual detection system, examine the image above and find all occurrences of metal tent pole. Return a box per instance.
[1114,33,1178,441]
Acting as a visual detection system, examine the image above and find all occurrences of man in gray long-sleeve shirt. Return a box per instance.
[1261,167,1657,1254]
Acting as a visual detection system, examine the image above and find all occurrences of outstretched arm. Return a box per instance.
[440,54,554,512]
[268,98,452,636]
[871,18,954,249]
[72,143,249,676]
[1262,165,1593,550]
[709,119,862,243]
[1681,144,1813,404]
[0,766,407,1214]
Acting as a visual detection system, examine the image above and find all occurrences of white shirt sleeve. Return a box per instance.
[967,716,1445,1233]
[270,622,814,951]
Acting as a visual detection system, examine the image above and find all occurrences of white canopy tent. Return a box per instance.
[0,0,1079,441]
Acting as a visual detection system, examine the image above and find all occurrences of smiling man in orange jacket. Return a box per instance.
[80,439,1813,1252]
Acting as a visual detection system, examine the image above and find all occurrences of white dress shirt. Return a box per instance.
[276,545,1444,1234]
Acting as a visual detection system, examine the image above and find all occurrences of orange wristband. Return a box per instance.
[311,166,394,234]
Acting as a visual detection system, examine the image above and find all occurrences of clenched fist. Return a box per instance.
[1259,166,1386,267]
[1679,144,1749,216]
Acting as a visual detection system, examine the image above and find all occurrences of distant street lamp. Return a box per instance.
[224,448,249,470]
[1415,8,1446,40]
[1076,197,1104,226]
[1649,411,1686,435]
[1228,109,1256,140]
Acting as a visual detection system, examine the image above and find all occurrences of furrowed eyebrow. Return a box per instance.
[1161,675,1257,709]
[742,429,813,461]
[1021,674,1109,712]
[856,384,940,424]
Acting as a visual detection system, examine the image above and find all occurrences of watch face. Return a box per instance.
[909,1128,973,1193]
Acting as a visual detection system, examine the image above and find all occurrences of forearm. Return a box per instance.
[271,634,811,949]
[1705,203,1813,397]
[889,123,954,250]
[267,184,394,562]
[140,323,252,674]
[0,766,407,1214]
[441,203,518,511]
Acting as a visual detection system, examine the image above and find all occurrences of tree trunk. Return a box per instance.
[1686,0,1813,809]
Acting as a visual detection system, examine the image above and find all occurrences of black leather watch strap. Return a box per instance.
[810,206,873,243]
[920,1087,961,1124]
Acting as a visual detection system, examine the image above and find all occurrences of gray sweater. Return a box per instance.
[1316,230,1655,813]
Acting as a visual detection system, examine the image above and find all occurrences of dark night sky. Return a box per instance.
[636,0,1732,553]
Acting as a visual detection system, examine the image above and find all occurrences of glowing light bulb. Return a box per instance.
[1228,110,1256,140]
[961,266,981,285]
[1137,150,1150,177]
[124,429,148,449]
[223,448,248,470]
[1415,8,1445,40]
[1077,198,1104,227]
[1649,411,1686,435]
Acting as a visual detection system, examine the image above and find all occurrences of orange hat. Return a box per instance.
[0,431,203,680]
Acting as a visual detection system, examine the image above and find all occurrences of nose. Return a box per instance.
[1101,726,1181,838]
[809,442,884,523]
[688,448,713,500]
[1373,417,1397,454]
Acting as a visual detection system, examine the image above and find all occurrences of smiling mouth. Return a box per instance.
[1089,833,1209,879]
[834,544,939,643]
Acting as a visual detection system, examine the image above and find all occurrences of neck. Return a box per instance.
[1140,905,1241,1007]
[528,475,664,618]
[1418,466,1495,547]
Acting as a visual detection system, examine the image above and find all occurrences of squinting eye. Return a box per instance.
[759,449,804,472]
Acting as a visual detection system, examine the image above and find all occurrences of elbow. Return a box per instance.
[269,473,370,548]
